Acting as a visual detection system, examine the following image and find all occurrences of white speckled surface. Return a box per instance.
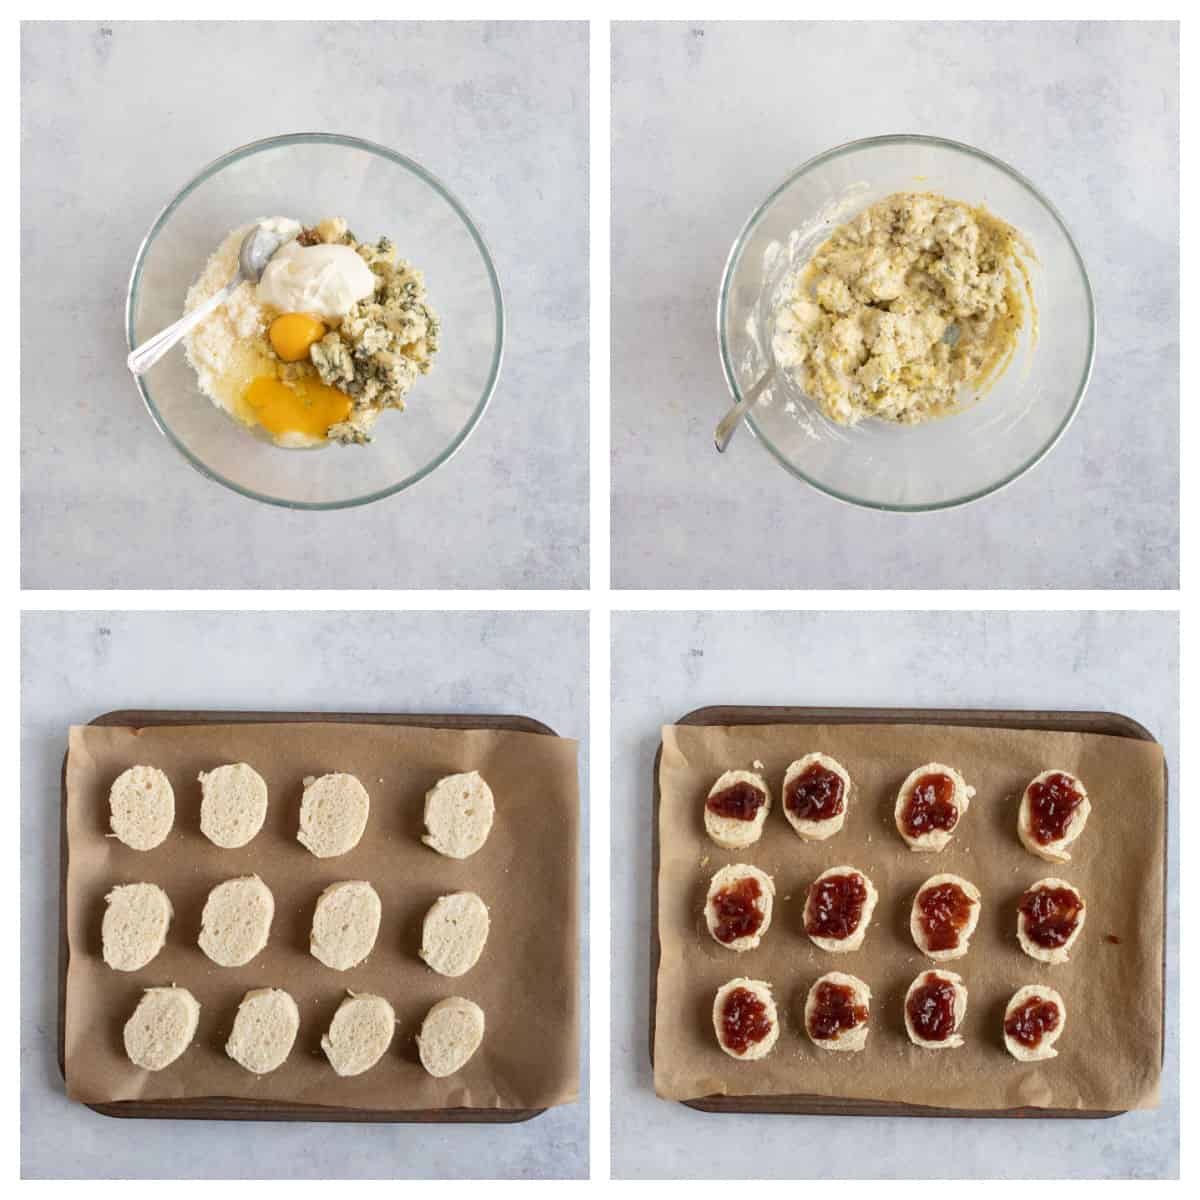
[21,612,588,1179]
[612,22,1179,588]
[611,611,1177,1178]
[21,22,588,589]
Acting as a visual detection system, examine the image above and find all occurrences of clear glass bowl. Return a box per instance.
[717,135,1095,511]
[126,132,503,509]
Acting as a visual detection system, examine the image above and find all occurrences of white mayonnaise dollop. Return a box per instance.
[256,240,376,318]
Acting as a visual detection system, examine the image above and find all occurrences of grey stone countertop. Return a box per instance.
[611,610,1178,1178]
[21,21,588,589]
[21,611,589,1179]
[612,21,1179,588]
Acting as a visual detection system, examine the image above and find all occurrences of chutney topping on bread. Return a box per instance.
[719,985,772,1054]
[785,760,845,823]
[806,871,868,940]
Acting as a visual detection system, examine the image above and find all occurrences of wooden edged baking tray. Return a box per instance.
[60,708,559,1124]
[649,705,1168,1119]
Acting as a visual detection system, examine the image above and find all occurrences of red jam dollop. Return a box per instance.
[805,872,868,941]
[1005,996,1060,1049]
[1019,884,1083,948]
[901,772,959,838]
[906,974,958,1042]
[917,881,976,952]
[711,876,764,944]
[808,980,868,1041]
[785,761,845,823]
[721,986,772,1054]
[1027,772,1084,845]
[706,780,766,822]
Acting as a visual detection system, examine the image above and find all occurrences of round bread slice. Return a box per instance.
[297,773,370,858]
[102,882,173,971]
[904,969,968,1049]
[198,875,274,967]
[422,771,495,859]
[417,997,486,1077]
[1018,769,1091,863]
[704,863,775,952]
[803,865,878,953]
[420,892,491,977]
[804,971,872,1052]
[781,753,852,842]
[199,763,269,849]
[322,992,396,1076]
[703,769,771,850]
[225,988,300,1074]
[123,986,200,1071]
[894,763,974,851]
[1017,877,1087,964]
[712,977,779,1060]
[109,765,175,851]
[910,873,982,961]
[310,881,382,971]
[1003,983,1066,1061]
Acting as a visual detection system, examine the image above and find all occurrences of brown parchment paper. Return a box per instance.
[654,722,1165,1111]
[64,720,580,1111]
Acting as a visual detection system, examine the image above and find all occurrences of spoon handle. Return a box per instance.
[714,368,774,453]
[126,274,243,377]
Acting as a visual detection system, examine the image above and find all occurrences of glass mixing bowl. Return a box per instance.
[126,133,503,509]
[717,135,1095,511]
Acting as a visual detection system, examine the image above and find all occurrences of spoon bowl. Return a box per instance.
[126,132,504,509]
[717,134,1094,511]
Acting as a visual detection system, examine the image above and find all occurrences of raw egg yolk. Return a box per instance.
[244,375,352,440]
[268,312,327,362]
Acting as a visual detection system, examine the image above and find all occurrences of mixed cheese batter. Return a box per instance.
[772,192,1035,426]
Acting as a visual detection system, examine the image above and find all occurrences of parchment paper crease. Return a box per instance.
[65,720,580,1111]
[653,722,1164,1111]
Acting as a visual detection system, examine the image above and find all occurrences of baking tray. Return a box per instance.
[60,708,559,1123]
[649,705,1168,1119]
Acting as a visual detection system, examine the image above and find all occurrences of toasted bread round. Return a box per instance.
[417,996,486,1077]
[1017,877,1087,964]
[123,986,200,1071]
[894,763,974,851]
[198,875,274,966]
[422,771,495,859]
[704,863,775,952]
[1018,770,1091,863]
[803,865,878,953]
[321,992,395,1076]
[109,765,175,851]
[904,969,968,1049]
[703,769,771,850]
[781,753,852,842]
[420,892,490,977]
[297,773,370,858]
[804,971,872,1052]
[910,873,982,961]
[199,763,269,849]
[102,882,173,971]
[1004,983,1066,1061]
[310,881,382,971]
[225,988,300,1074]
[712,977,779,1060]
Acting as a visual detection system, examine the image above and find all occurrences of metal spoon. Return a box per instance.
[126,224,288,377]
[713,366,775,453]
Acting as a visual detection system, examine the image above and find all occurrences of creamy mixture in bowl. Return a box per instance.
[184,216,438,447]
[771,191,1036,426]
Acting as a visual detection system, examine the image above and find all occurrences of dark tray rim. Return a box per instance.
[649,704,1168,1119]
[60,707,561,1124]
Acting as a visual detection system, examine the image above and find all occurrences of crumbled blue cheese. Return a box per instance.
[307,229,440,445]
